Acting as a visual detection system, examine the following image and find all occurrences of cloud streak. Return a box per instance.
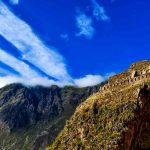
[91,0,110,21]
[0,2,72,83]
[0,2,113,88]
[76,12,95,39]
[0,48,73,88]
[0,48,57,87]
[0,49,39,79]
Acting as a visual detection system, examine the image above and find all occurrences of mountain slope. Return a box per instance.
[0,83,103,150]
[47,60,150,150]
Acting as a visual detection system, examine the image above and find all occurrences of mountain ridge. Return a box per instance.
[0,82,104,150]
[47,60,150,150]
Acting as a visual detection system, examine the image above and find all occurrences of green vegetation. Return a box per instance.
[46,84,142,150]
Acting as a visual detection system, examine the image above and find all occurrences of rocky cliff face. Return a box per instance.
[122,84,150,149]
[47,61,150,150]
[0,83,102,150]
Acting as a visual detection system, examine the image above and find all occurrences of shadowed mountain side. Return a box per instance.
[0,82,105,150]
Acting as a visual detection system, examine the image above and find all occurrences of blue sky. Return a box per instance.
[0,0,149,87]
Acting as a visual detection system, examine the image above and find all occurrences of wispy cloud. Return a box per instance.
[9,0,19,5]
[0,76,64,88]
[0,2,113,88]
[74,75,105,87]
[0,48,72,87]
[76,12,95,39]
[91,0,110,21]
[0,2,72,83]
[0,49,39,79]
[74,73,115,87]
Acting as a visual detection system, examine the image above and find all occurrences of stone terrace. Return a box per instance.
[100,60,150,92]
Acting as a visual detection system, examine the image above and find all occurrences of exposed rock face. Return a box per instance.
[122,85,150,150]
[0,83,102,150]
[47,60,150,150]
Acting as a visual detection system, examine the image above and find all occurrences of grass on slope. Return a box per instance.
[46,84,141,150]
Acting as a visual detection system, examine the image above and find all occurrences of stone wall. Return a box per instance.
[130,60,150,71]
[109,61,150,84]
[100,61,150,93]
[100,73,150,92]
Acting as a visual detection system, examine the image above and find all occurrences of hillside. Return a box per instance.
[47,60,150,150]
[0,83,102,150]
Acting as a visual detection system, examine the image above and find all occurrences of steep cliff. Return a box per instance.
[47,60,150,150]
[0,83,102,150]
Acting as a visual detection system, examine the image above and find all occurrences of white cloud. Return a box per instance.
[76,12,95,39]
[0,49,73,88]
[9,0,19,5]
[0,2,114,88]
[0,49,114,87]
[91,0,110,21]
[74,75,104,87]
[74,73,115,87]
[0,76,69,88]
[0,49,39,79]
[0,2,72,83]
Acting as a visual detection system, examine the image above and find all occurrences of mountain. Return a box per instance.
[0,83,104,150]
[47,60,150,150]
